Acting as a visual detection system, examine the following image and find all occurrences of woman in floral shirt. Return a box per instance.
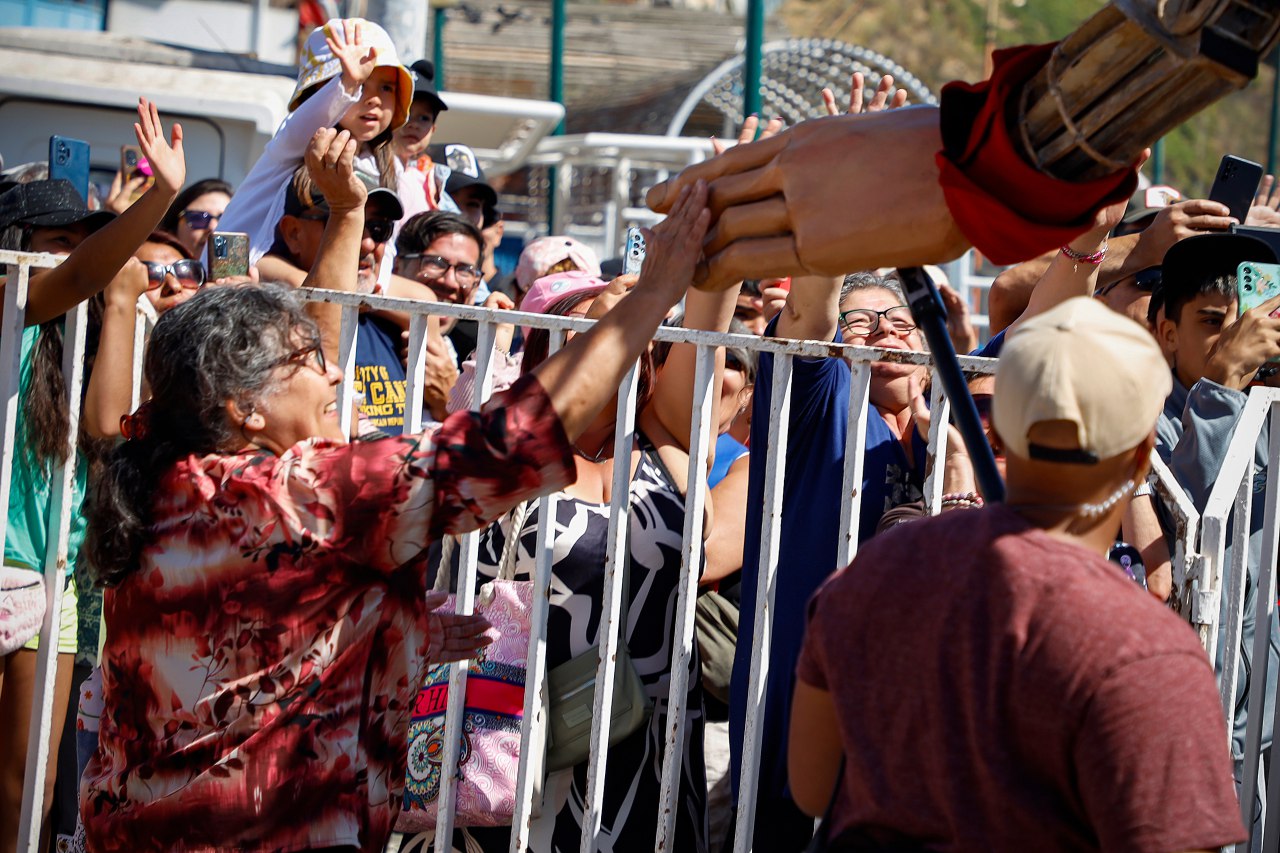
[77,131,713,852]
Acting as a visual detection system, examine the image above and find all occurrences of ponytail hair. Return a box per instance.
[84,283,318,586]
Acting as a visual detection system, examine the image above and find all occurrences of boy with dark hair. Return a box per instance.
[1152,231,1280,825]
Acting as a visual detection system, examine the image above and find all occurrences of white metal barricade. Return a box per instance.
[0,248,1224,853]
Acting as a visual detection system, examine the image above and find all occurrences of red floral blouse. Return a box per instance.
[81,375,574,853]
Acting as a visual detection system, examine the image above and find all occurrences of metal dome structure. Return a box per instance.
[666,38,938,137]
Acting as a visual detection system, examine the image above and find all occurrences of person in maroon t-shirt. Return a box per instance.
[790,297,1244,852]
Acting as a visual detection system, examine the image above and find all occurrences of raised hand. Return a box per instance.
[424,590,494,663]
[822,72,908,116]
[648,107,968,291]
[103,257,150,308]
[104,169,148,215]
[584,273,639,320]
[938,283,978,355]
[1247,174,1280,228]
[326,19,378,93]
[637,181,712,304]
[134,98,185,198]
[304,127,366,212]
[711,115,785,157]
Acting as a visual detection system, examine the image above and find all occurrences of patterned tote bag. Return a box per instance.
[397,504,534,831]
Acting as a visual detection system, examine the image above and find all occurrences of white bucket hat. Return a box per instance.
[291,18,413,131]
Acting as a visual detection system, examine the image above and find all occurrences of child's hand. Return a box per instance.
[133,98,185,198]
[326,19,378,93]
[305,128,366,213]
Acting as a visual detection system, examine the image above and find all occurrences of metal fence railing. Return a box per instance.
[0,248,1238,852]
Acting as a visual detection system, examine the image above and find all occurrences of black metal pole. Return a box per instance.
[897,266,1006,502]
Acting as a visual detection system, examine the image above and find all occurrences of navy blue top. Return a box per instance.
[353,314,408,432]
[729,321,1005,804]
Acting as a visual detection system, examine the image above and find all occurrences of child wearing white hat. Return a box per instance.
[220,18,411,286]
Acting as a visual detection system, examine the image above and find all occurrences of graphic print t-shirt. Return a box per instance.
[354,314,408,431]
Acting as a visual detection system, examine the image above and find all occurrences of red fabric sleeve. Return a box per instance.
[429,372,575,540]
[936,43,1139,265]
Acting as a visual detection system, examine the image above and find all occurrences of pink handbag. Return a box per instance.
[0,567,46,656]
[396,509,533,832]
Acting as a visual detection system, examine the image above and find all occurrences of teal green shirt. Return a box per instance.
[4,325,87,577]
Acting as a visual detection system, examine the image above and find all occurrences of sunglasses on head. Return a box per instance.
[142,260,205,289]
[181,209,222,230]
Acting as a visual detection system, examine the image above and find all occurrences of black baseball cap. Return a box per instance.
[0,179,114,232]
[409,59,448,116]
[430,143,498,224]
[283,169,405,223]
[1161,233,1277,290]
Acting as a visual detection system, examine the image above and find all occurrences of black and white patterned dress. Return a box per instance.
[407,436,709,853]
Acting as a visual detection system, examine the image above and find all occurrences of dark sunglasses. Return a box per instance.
[1097,267,1162,298]
[142,260,205,289]
[298,212,394,244]
[181,209,222,230]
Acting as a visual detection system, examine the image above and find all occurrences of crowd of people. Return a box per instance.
[1,13,1280,853]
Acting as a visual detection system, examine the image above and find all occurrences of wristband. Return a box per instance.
[1060,242,1107,264]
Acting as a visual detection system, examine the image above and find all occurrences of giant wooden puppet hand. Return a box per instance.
[649,0,1280,290]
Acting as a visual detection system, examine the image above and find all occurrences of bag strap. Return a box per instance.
[498,500,532,582]
[434,499,532,594]
[433,535,455,592]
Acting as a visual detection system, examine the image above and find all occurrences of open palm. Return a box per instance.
[133,98,185,197]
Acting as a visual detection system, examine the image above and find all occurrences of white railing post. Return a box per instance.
[734,354,794,853]
[655,345,717,850]
[836,362,870,569]
[509,330,565,853]
[434,322,499,847]
[18,299,87,852]
[578,360,640,851]
[922,369,950,515]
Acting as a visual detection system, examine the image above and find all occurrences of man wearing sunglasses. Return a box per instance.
[1095,265,1161,329]
[266,166,418,431]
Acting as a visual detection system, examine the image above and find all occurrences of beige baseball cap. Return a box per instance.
[993,297,1171,464]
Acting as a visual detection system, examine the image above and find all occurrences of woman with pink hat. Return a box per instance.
[220,18,412,283]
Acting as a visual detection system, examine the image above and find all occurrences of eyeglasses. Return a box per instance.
[401,253,482,287]
[297,212,395,245]
[277,342,327,375]
[142,260,205,289]
[181,209,222,230]
[838,305,916,338]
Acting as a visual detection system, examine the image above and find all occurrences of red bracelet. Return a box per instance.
[1060,242,1107,264]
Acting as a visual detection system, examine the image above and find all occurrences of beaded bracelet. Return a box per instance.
[941,492,985,510]
[1060,242,1107,265]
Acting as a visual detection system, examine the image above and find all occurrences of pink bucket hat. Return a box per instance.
[519,270,610,319]
[291,19,413,130]
[515,236,602,292]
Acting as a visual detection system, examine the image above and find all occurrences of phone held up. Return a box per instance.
[1209,154,1263,224]
[623,226,647,276]
[207,232,250,280]
[49,136,91,205]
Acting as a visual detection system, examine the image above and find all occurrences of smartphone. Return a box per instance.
[207,232,250,280]
[49,136,91,204]
[623,226,646,276]
[1210,154,1263,223]
[120,145,141,177]
[1231,223,1280,258]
